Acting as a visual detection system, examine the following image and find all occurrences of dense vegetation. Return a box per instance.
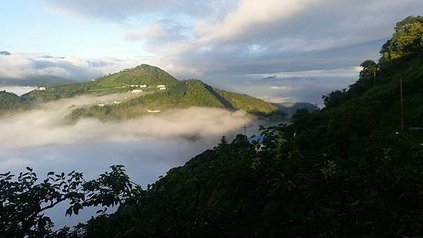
[73,16,423,237]
[93,64,180,89]
[0,91,28,112]
[65,79,278,122]
[21,65,180,103]
[1,16,422,237]
[0,166,142,237]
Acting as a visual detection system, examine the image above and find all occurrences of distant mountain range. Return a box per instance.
[272,102,318,115]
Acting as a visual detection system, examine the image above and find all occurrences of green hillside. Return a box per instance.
[21,64,179,103]
[18,64,277,120]
[65,79,277,122]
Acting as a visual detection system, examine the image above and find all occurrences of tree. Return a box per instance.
[380,16,423,64]
[0,165,142,237]
[322,89,348,108]
[359,60,377,79]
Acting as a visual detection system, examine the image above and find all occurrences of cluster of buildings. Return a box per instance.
[128,84,167,93]
[130,84,147,88]
[93,83,168,112]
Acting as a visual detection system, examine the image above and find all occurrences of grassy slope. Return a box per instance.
[66,79,278,121]
[22,65,180,103]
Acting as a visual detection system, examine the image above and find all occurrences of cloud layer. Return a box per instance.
[0,53,141,81]
[0,95,252,227]
[0,95,250,150]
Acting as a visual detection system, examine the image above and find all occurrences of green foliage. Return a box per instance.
[93,64,179,89]
[21,64,179,103]
[76,123,423,237]
[65,79,278,122]
[0,91,28,113]
[324,16,422,109]
[22,82,95,103]
[214,88,278,114]
[380,16,423,64]
[0,166,142,237]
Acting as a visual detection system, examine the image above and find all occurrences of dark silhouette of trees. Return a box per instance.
[0,165,142,237]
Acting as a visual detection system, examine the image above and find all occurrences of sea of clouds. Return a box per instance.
[0,90,253,227]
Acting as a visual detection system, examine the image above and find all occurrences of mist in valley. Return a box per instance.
[0,90,257,227]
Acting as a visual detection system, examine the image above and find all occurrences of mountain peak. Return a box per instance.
[94,64,179,88]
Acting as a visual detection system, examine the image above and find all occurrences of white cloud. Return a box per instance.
[0,53,142,81]
[0,86,37,95]
[0,95,250,150]
[126,23,169,41]
[0,96,252,227]
[195,0,315,43]
[257,67,362,79]
[269,86,290,91]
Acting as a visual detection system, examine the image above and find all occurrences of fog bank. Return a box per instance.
[0,96,253,227]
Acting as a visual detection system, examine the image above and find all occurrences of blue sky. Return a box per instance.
[1,0,422,103]
[0,1,144,57]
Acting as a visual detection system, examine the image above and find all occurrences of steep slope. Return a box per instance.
[214,88,281,115]
[321,53,423,138]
